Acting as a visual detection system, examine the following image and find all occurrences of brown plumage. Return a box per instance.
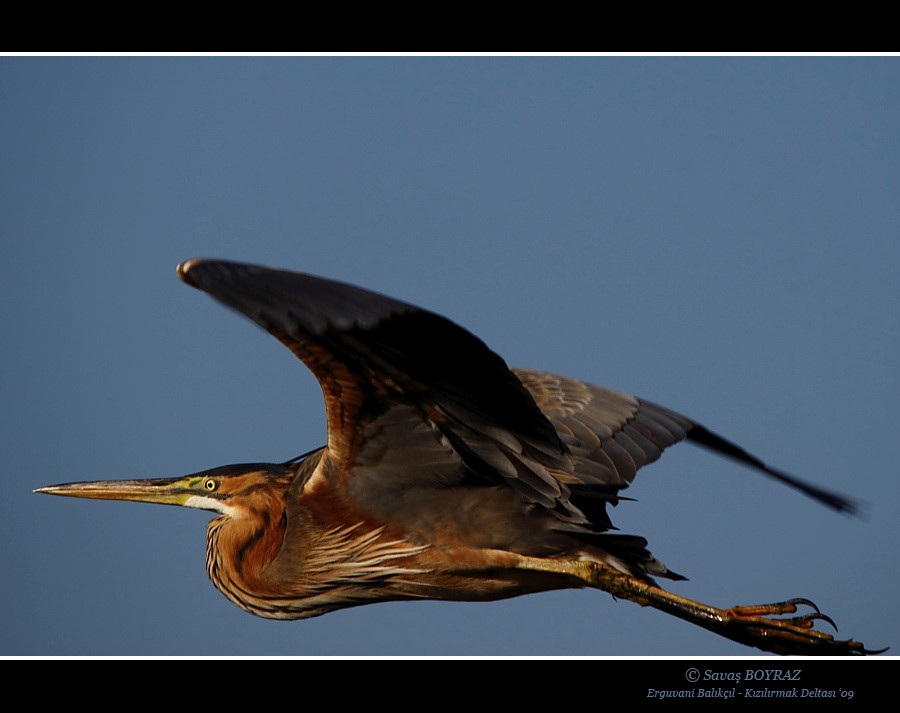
[35,259,879,655]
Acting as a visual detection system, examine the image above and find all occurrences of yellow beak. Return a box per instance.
[34,477,194,507]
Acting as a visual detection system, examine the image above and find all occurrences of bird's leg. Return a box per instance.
[516,557,879,655]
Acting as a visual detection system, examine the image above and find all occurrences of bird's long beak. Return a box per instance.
[34,477,194,507]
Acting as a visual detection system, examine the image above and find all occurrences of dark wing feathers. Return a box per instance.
[686,424,859,514]
[179,259,581,522]
[514,369,694,487]
[179,258,563,460]
[179,258,858,533]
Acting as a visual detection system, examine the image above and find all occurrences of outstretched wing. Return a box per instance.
[515,369,858,515]
[177,259,588,524]
[178,259,858,526]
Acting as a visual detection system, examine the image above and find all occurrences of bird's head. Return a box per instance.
[34,463,296,517]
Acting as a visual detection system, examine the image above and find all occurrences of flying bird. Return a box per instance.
[36,259,878,655]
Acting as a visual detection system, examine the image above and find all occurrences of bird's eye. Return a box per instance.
[203,478,218,492]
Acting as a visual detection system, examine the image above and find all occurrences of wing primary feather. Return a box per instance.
[687,424,860,515]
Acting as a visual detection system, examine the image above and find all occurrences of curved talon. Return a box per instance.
[785,610,838,632]
[813,612,837,632]
[832,640,887,656]
[785,597,821,614]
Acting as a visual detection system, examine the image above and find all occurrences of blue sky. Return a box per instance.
[2,56,898,657]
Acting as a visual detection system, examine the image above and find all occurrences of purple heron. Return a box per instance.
[36,259,878,655]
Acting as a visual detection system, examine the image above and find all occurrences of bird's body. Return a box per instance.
[198,376,684,620]
[36,259,878,654]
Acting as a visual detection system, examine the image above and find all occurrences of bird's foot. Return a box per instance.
[718,597,884,656]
